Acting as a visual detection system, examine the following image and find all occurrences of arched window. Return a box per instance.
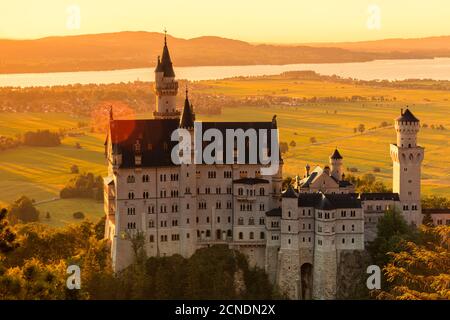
[260,187,265,196]
[127,175,135,183]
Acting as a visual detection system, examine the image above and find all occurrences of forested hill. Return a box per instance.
[0,31,441,74]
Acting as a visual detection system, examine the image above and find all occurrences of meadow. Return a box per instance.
[0,75,449,227]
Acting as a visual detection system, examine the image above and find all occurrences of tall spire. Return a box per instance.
[159,29,175,78]
[180,85,195,129]
[109,105,113,121]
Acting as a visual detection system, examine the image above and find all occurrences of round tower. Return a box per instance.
[153,32,180,119]
[390,108,424,225]
[329,148,343,181]
[395,108,420,148]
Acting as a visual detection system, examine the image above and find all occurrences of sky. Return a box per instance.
[1,0,449,43]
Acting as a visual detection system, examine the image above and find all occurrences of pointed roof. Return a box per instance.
[396,108,419,123]
[282,185,297,198]
[155,56,163,72]
[160,35,175,77]
[180,89,195,129]
[330,148,343,159]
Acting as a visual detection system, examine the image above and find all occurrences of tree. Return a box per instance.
[368,207,417,269]
[422,195,450,209]
[375,225,450,300]
[7,196,40,224]
[279,142,289,154]
[70,164,79,174]
[0,208,18,254]
[357,124,365,134]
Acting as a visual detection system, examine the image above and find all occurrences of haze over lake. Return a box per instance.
[1,58,450,87]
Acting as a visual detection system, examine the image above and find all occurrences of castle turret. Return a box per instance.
[390,108,424,225]
[179,88,195,129]
[330,148,343,181]
[153,32,180,119]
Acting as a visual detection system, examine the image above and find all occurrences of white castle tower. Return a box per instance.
[390,108,424,225]
[153,32,180,119]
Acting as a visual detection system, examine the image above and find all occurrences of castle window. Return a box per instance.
[239,232,243,240]
[249,217,255,225]
[350,210,356,217]
[288,211,291,218]
[238,188,243,196]
[208,171,216,179]
[143,191,149,199]
[217,216,221,223]
[142,175,149,183]
[352,224,355,231]
[149,235,154,243]
[342,238,345,244]
[302,237,305,242]
[259,218,265,225]
[302,209,305,216]
[288,225,291,232]
[288,238,291,244]
[206,217,210,223]
[342,225,345,231]
[351,238,355,244]
[148,206,154,214]
[149,220,154,228]
[260,187,265,196]
[206,230,211,238]
[128,192,134,200]
[341,210,346,217]
[127,175,135,183]
[250,232,254,240]
[238,218,244,225]
[227,230,232,237]
[260,232,265,240]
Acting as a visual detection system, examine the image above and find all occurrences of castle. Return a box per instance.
[103,36,448,299]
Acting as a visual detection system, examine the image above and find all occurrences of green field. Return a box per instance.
[0,77,449,228]
[0,113,106,226]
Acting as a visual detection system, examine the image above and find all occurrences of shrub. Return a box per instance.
[73,211,85,219]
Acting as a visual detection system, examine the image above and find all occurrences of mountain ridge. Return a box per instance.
[1,31,448,74]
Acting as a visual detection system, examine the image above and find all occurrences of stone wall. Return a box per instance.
[276,249,300,299]
[313,250,337,299]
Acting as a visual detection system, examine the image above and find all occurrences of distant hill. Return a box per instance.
[0,32,447,74]
[302,36,450,54]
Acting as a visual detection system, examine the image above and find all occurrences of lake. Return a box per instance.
[1,58,450,87]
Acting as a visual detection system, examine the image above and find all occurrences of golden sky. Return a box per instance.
[1,0,449,43]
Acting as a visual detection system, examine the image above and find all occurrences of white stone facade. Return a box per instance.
[103,38,428,300]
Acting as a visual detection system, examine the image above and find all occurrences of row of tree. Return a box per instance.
[0,210,279,300]
[60,173,104,201]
